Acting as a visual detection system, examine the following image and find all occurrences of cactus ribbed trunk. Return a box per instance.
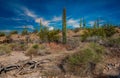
[62,8,67,44]
[83,18,86,29]
[40,19,42,32]
[80,18,82,29]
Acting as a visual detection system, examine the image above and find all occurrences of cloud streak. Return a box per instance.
[15,25,35,30]
[67,18,80,28]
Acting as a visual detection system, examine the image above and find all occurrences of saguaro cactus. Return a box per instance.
[83,18,86,29]
[40,19,42,32]
[80,18,82,29]
[62,8,67,44]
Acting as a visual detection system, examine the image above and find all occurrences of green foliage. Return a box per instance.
[40,19,42,32]
[62,8,67,44]
[0,32,5,37]
[22,29,28,35]
[8,43,28,51]
[38,27,60,43]
[10,30,18,34]
[32,44,39,49]
[66,38,80,50]
[25,44,39,59]
[81,25,116,41]
[83,18,86,29]
[47,30,60,42]
[104,37,120,47]
[64,43,105,75]
[0,44,11,55]
[67,43,104,65]
[80,18,82,29]
[38,27,49,42]
[103,25,116,37]
[74,28,80,33]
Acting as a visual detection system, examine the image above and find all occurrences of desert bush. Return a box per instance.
[81,29,90,42]
[81,26,116,41]
[10,30,18,34]
[74,28,80,33]
[47,30,60,42]
[38,27,48,42]
[38,27,60,43]
[66,38,80,50]
[0,44,11,55]
[102,37,120,57]
[103,37,120,47]
[103,26,116,37]
[63,43,105,76]
[21,29,28,36]
[32,44,39,49]
[8,43,28,51]
[39,44,46,50]
[0,32,5,37]
[25,44,39,59]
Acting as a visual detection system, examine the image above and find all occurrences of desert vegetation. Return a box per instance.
[0,8,120,78]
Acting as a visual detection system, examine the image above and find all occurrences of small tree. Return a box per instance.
[62,8,67,44]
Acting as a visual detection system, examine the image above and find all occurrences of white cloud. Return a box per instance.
[88,21,95,27]
[88,20,105,27]
[35,18,50,26]
[49,26,54,30]
[22,7,37,18]
[67,18,79,28]
[35,17,54,30]
[52,16,62,21]
[15,25,34,30]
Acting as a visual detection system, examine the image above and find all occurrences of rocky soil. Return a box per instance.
[0,48,119,78]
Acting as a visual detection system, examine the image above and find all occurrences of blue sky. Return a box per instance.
[0,0,120,32]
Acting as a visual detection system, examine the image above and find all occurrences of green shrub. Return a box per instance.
[25,44,39,59]
[104,37,120,47]
[81,26,116,41]
[0,44,11,55]
[47,30,60,42]
[63,43,105,76]
[66,38,80,50]
[0,32,5,37]
[74,28,80,33]
[38,27,60,43]
[32,44,39,49]
[8,43,28,51]
[103,26,116,37]
[10,30,18,34]
[21,29,28,35]
[39,44,46,50]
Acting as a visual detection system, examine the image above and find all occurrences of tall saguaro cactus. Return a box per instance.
[80,18,82,29]
[94,21,97,29]
[97,18,100,28]
[62,8,67,44]
[40,19,42,32]
[83,18,86,29]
